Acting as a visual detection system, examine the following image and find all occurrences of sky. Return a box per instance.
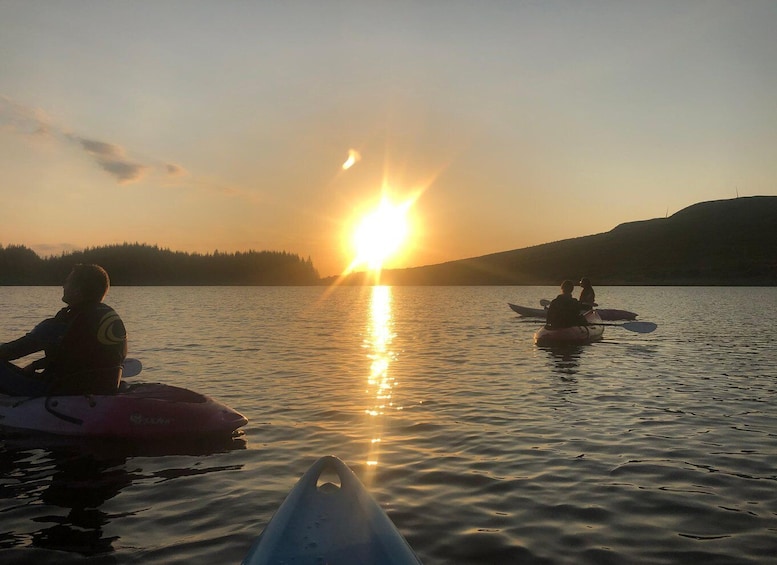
[1,1,776,278]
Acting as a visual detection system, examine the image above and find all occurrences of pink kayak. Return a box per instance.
[534,311,605,345]
[0,382,247,439]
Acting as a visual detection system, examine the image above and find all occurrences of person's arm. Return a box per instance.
[0,317,63,361]
[0,334,43,361]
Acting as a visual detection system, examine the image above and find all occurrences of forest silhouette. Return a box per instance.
[0,243,320,286]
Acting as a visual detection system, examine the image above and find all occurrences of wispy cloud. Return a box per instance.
[70,135,148,183]
[165,163,186,177]
[1,95,185,185]
[0,96,50,136]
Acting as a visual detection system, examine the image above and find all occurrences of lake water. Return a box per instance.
[1,285,776,564]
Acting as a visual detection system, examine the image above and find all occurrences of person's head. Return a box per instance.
[62,264,110,305]
[560,280,575,294]
[579,277,591,288]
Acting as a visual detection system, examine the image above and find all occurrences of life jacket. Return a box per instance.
[580,287,595,306]
[44,302,127,395]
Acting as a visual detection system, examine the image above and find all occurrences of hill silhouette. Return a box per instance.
[337,196,777,286]
[2,197,774,286]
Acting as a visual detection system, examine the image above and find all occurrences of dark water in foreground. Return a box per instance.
[1,285,776,564]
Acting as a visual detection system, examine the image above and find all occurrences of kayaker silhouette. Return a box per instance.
[578,277,596,307]
[0,263,127,396]
[546,280,591,329]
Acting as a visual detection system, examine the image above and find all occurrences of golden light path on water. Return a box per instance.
[364,285,397,469]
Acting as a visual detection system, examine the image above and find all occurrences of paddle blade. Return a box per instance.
[123,358,143,377]
[540,299,551,307]
[621,321,657,333]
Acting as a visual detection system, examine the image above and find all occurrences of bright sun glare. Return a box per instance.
[349,195,412,272]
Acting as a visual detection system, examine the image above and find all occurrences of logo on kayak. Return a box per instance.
[130,413,173,426]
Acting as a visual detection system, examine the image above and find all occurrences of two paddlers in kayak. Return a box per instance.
[546,279,594,330]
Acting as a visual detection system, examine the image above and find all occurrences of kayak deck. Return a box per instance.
[242,455,422,565]
[0,382,247,439]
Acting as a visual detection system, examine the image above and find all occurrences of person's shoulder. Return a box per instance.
[79,302,120,319]
[101,303,126,325]
[97,302,123,317]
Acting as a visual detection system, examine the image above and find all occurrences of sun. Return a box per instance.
[348,195,413,272]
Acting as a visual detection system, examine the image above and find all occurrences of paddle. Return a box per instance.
[591,321,657,333]
[123,358,143,377]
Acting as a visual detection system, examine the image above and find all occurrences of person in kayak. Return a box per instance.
[546,280,592,329]
[0,263,127,396]
[578,277,597,307]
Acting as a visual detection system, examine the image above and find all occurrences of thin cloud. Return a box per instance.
[0,95,51,136]
[165,163,187,177]
[99,159,148,184]
[2,95,170,185]
[77,138,123,157]
[73,135,148,183]
[1,96,253,197]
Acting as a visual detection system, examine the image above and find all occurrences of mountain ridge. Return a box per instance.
[334,196,777,286]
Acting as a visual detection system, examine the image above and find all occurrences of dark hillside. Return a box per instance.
[367,196,777,286]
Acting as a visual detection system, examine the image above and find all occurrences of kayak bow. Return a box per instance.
[243,455,422,565]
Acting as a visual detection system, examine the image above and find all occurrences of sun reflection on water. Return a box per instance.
[365,285,396,468]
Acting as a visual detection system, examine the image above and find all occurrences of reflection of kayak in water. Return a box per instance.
[534,311,605,346]
[0,360,248,439]
[508,303,638,321]
[242,455,423,565]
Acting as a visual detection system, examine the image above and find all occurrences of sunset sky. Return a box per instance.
[2,1,775,277]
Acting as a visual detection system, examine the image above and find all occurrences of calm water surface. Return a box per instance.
[1,285,775,564]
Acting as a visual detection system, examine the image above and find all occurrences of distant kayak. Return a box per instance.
[242,455,422,565]
[534,310,605,345]
[508,303,547,317]
[508,303,637,321]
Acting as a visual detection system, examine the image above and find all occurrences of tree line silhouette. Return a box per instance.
[0,243,321,285]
